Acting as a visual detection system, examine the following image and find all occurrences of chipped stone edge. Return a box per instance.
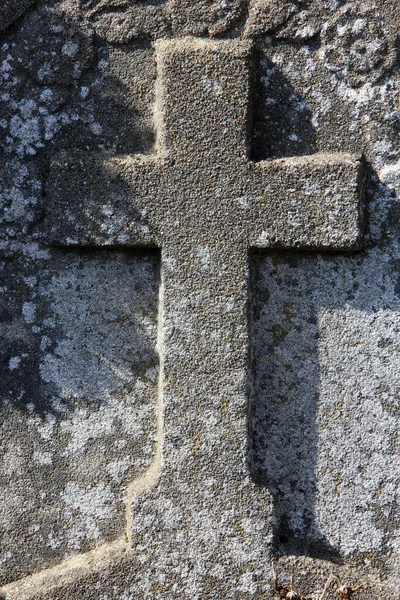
[0,280,165,600]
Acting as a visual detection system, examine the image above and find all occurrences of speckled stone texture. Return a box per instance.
[0,250,160,584]
[0,1,399,599]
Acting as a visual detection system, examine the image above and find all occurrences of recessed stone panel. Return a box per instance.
[0,250,159,585]
[251,252,400,560]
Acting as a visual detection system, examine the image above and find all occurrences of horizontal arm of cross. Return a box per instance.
[244,153,365,251]
[45,149,365,252]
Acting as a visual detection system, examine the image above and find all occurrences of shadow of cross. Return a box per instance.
[45,39,365,592]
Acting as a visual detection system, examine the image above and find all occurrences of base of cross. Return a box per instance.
[2,474,274,599]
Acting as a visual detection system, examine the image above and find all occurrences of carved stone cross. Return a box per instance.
[41,38,364,597]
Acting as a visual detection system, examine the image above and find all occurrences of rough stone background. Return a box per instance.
[0,0,399,598]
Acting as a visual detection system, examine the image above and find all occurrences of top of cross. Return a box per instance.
[155,39,252,163]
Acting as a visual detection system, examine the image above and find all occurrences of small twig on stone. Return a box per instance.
[271,563,308,600]
[318,574,340,600]
[271,563,367,600]
[336,582,367,600]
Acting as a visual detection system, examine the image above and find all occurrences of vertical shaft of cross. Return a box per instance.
[160,241,250,485]
[148,43,257,491]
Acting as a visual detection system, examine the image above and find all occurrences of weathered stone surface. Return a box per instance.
[0,0,36,34]
[82,0,169,45]
[13,7,94,86]
[82,0,247,42]
[7,36,362,599]
[165,0,246,37]
[320,3,397,88]
[244,0,301,38]
[0,0,399,598]
[0,250,159,584]
[251,252,400,559]
[45,40,364,253]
